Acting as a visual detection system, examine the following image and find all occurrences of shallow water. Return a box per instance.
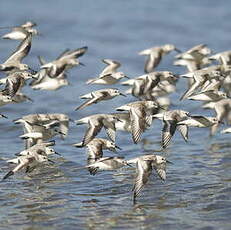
[0,1,231,229]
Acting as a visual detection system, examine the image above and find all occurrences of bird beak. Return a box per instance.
[174,48,181,53]
[218,120,224,124]
[115,145,122,150]
[48,159,55,164]
[119,92,127,97]
[58,131,66,136]
[166,160,173,164]
[158,105,167,111]
[124,75,130,79]
[79,62,85,66]
[54,151,61,156]
[126,163,133,167]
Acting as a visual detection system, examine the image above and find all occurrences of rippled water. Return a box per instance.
[0,1,231,229]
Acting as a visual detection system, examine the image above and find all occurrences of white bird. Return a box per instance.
[76,114,121,146]
[116,101,159,143]
[86,59,128,85]
[127,154,170,202]
[85,156,131,175]
[41,47,88,77]
[139,44,181,73]
[75,88,126,110]
[0,33,32,72]
[157,110,190,149]
[73,138,121,160]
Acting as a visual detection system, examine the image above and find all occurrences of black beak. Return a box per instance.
[115,145,122,150]
[218,120,224,124]
[174,48,182,53]
[126,163,133,167]
[119,92,127,97]
[58,131,66,136]
[79,62,85,66]
[166,160,173,164]
[48,159,55,164]
[124,76,130,79]
[54,151,61,156]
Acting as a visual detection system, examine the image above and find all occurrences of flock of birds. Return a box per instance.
[1,21,231,203]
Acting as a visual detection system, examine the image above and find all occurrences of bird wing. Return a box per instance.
[190,115,211,126]
[180,79,201,101]
[59,46,88,61]
[3,76,23,97]
[130,107,146,144]
[144,52,161,73]
[153,162,167,180]
[162,120,177,148]
[55,49,70,60]
[82,120,102,146]
[87,144,103,159]
[5,33,32,64]
[75,93,102,111]
[104,126,116,142]
[2,156,33,180]
[177,124,188,142]
[132,160,151,200]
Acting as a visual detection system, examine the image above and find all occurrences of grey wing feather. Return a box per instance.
[82,122,102,146]
[153,163,166,180]
[130,107,146,144]
[75,96,100,111]
[132,162,151,200]
[162,120,177,148]
[5,33,32,63]
[177,124,188,142]
[105,126,116,142]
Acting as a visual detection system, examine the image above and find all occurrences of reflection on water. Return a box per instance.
[0,0,231,230]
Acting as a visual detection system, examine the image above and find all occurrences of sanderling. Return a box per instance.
[175,44,211,71]
[86,59,128,85]
[180,68,222,101]
[85,156,131,175]
[41,46,88,77]
[73,137,121,160]
[30,56,69,91]
[0,33,32,72]
[127,154,170,202]
[76,114,121,146]
[116,101,159,143]
[14,113,69,147]
[3,153,51,180]
[87,72,128,85]
[209,50,231,66]
[75,88,126,111]
[154,110,190,149]
[139,44,181,73]
[1,21,38,40]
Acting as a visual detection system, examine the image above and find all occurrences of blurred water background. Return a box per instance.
[0,1,231,229]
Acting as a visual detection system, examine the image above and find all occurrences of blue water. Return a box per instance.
[0,1,231,229]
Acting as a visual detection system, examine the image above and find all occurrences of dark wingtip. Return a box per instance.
[2,171,14,180]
